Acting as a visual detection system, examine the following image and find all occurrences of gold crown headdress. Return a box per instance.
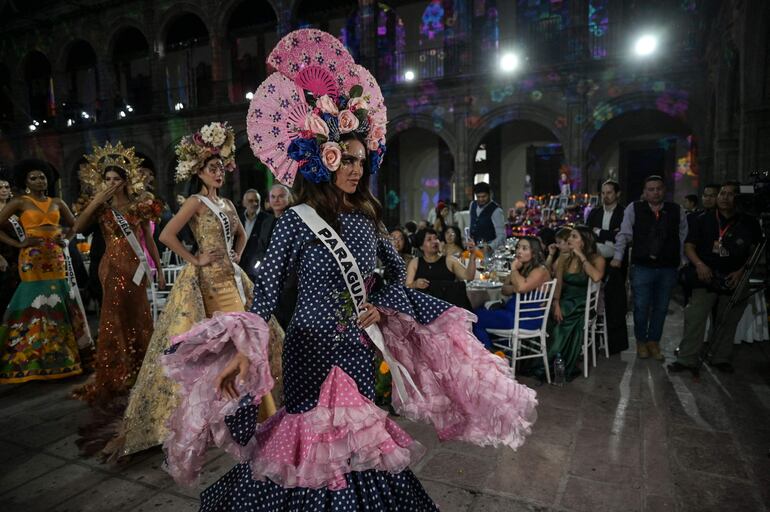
[80,141,147,197]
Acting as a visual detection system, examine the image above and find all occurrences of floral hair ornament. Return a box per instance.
[247,29,387,186]
[175,122,236,183]
[80,141,147,197]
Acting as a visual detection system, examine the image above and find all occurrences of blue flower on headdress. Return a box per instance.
[299,155,331,184]
[288,137,319,161]
[337,95,349,110]
[321,113,340,142]
[370,143,386,175]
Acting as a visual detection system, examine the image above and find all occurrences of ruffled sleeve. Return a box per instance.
[369,235,451,324]
[162,312,274,486]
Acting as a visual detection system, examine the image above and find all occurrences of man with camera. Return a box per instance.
[669,181,762,375]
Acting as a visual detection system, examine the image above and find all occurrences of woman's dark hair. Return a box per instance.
[13,159,53,190]
[567,225,598,265]
[293,132,383,233]
[404,221,417,233]
[389,226,412,255]
[517,236,546,277]
[555,227,572,241]
[414,227,438,249]
[186,155,223,196]
[442,225,464,249]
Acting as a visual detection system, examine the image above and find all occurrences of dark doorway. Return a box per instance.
[528,144,564,196]
[620,139,675,201]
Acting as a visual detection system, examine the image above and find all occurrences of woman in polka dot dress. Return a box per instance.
[160,29,538,511]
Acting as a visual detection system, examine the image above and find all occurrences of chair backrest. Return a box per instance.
[513,279,557,332]
[584,278,601,328]
[163,265,183,287]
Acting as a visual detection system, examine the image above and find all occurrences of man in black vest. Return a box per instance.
[669,182,762,376]
[469,182,505,250]
[238,189,270,281]
[612,175,688,361]
[587,180,628,354]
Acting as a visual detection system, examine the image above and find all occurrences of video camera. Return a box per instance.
[737,170,770,216]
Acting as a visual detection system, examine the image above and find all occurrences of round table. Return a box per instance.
[466,281,503,310]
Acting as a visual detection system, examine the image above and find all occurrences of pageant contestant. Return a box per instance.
[0,160,88,383]
[108,123,283,459]
[70,142,163,408]
[161,29,537,511]
[0,174,20,314]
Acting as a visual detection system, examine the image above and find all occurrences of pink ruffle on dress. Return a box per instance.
[162,307,537,489]
[379,306,538,449]
[162,312,274,486]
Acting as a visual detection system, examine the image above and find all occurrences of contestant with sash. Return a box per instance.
[0,160,88,383]
[159,30,537,511]
[105,123,284,460]
[70,142,163,410]
[0,174,21,314]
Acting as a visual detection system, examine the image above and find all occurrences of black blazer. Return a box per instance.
[239,210,270,278]
[586,205,624,245]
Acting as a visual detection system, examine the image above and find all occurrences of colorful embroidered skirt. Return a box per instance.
[0,276,84,383]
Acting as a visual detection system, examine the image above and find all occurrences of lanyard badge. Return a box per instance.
[713,212,732,257]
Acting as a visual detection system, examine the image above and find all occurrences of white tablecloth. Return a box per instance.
[466,283,503,310]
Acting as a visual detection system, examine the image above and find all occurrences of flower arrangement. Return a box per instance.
[175,122,236,183]
[287,85,387,185]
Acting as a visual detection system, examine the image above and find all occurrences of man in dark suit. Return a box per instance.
[587,179,628,354]
[238,188,270,280]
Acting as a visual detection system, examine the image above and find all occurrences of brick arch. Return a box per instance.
[467,103,565,157]
[216,0,280,36]
[156,3,213,52]
[386,113,457,164]
[106,20,153,60]
[53,38,100,75]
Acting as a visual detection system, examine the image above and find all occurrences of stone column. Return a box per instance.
[564,101,587,191]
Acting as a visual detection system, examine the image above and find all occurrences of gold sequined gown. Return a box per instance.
[73,200,159,406]
[113,201,284,457]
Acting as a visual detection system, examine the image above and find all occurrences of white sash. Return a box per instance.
[8,215,25,242]
[112,208,153,287]
[291,204,422,404]
[196,195,247,305]
[63,243,93,348]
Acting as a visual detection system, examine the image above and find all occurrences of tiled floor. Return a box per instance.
[1,305,768,511]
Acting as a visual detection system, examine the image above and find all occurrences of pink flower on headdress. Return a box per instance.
[370,122,386,142]
[338,110,360,133]
[304,112,329,138]
[366,137,379,151]
[316,95,339,115]
[348,96,369,112]
[193,133,204,145]
[320,142,342,171]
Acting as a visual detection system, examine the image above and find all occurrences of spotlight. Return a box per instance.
[118,110,126,118]
[499,52,520,72]
[66,118,75,127]
[245,91,255,100]
[404,70,415,82]
[634,34,658,57]
[32,120,39,126]
[174,102,184,111]
[28,124,36,132]
[125,105,133,112]
[81,111,90,119]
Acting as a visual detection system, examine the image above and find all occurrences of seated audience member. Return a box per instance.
[669,182,762,376]
[547,226,605,380]
[389,227,414,264]
[406,228,476,308]
[404,220,418,248]
[441,226,465,258]
[472,237,551,349]
[545,227,572,276]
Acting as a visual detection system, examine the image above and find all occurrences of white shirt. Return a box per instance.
[596,204,617,258]
[243,210,259,238]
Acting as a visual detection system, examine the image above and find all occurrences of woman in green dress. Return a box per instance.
[549,225,605,379]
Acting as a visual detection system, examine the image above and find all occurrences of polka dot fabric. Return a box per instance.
[202,209,443,510]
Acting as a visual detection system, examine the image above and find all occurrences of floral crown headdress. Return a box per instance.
[247,29,387,186]
[175,122,236,183]
[80,141,146,196]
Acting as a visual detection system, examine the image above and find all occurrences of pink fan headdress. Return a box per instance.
[247,29,387,186]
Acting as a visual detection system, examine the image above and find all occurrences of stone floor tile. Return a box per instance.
[119,451,176,489]
[421,479,476,512]
[471,494,550,512]
[670,441,750,480]
[132,491,200,512]
[559,476,642,512]
[1,463,107,510]
[526,405,577,448]
[12,408,91,449]
[0,440,32,464]
[483,440,567,505]
[175,454,233,499]
[644,494,678,512]
[51,477,155,512]
[674,471,762,512]
[417,450,497,490]
[0,452,67,493]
